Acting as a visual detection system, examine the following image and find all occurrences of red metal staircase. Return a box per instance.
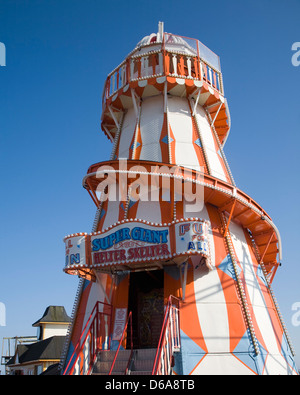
[63,296,181,375]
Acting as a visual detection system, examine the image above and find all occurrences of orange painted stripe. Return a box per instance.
[188,100,208,173]
[168,124,176,164]
[206,205,248,352]
[244,230,284,353]
[180,262,208,353]
[159,113,170,163]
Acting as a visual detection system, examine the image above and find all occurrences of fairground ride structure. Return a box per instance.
[60,23,298,375]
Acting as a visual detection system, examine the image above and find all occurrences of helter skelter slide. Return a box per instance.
[60,23,298,375]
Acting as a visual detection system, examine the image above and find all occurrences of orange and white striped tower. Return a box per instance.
[61,23,298,375]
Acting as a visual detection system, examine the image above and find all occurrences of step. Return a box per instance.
[130,370,152,375]
[132,359,153,371]
[92,371,125,375]
[98,349,132,362]
[128,348,157,375]
[135,348,157,360]
[92,348,157,375]
[93,359,129,374]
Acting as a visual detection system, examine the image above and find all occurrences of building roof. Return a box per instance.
[7,336,66,366]
[32,306,71,327]
[40,362,60,375]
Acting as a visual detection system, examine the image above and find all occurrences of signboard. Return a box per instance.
[65,234,87,268]
[112,308,127,341]
[64,218,210,275]
[91,222,170,266]
[175,221,209,255]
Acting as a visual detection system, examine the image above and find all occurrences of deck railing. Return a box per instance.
[103,41,223,104]
[152,296,181,375]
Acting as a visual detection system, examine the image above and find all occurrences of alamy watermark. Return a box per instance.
[291,42,300,67]
[292,302,300,327]
[0,42,6,66]
[0,302,6,326]
[93,159,205,213]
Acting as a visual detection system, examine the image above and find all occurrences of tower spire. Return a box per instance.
[157,21,164,42]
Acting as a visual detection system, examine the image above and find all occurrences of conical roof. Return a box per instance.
[32,306,71,327]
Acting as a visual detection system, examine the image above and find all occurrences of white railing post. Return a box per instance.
[166,333,170,374]
[82,335,90,375]
[176,307,180,349]
[172,54,177,75]
[158,52,163,74]
[73,357,78,375]
[104,315,109,350]
[208,66,213,85]
[187,57,192,77]
[111,73,115,95]
[130,59,135,80]
[141,55,149,77]
[170,309,175,352]
[121,64,126,86]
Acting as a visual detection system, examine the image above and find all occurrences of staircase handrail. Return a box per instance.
[63,301,112,375]
[152,295,181,375]
[108,311,133,375]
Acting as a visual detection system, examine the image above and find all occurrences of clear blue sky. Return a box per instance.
[0,0,300,371]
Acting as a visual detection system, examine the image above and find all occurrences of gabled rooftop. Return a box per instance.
[7,336,66,366]
[32,306,71,327]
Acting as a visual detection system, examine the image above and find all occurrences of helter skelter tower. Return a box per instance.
[60,23,298,375]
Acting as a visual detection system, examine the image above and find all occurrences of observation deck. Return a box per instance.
[101,30,230,147]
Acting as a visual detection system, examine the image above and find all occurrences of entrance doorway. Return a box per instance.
[128,270,164,349]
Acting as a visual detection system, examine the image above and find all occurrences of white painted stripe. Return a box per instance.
[193,354,255,375]
[83,281,106,327]
[229,221,291,374]
[135,200,162,223]
[102,200,120,229]
[195,105,227,182]
[118,106,136,159]
[187,203,230,353]
[139,95,163,162]
[168,96,201,171]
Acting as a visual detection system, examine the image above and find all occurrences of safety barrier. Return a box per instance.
[103,46,223,103]
[109,311,133,375]
[152,296,181,375]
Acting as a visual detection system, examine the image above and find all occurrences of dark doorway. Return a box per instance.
[128,270,164,349]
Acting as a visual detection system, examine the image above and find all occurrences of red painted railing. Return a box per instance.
[102,31,223,106]
[103,49,222,104]
[63,301,112,375]
[152,296,181,375]
[108,311,133,375]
